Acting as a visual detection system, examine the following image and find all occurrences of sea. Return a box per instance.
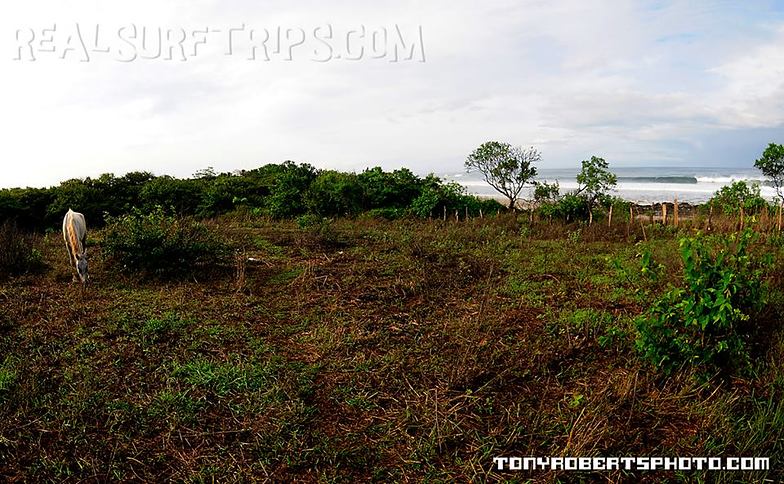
[443,166,776,205]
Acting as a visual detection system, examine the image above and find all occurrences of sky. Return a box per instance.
[1,0,784,188]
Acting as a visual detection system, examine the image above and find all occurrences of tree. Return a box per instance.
[465,141,539,210]
[533,181,560,203]
[576,156,617,225]
[709,181,767,215]
[754,143,784,202]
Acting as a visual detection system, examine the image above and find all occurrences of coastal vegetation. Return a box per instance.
[2,142,784,480]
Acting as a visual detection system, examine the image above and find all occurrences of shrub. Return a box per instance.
[358,167,423,209]
[708,181,768,215]
[0,188,55,231]
[409,178,499,219]
[0,222,44,278]
[363,208,408,220]
[139,176,205,216]
[103,207,230,277]
[305,171,364,216]
[635,229,769,375]
[266,162,318,219]
[537,193,590,222]
[295,214,340,247]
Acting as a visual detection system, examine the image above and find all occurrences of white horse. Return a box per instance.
[63,209,89,284]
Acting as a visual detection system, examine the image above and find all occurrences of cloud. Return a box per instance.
[1,0,783,188]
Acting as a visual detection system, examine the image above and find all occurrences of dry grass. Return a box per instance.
[0,214,782,482]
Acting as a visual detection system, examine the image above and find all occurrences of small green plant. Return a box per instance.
[568,393,585,408]
[141,312,192,343]
[635,229,769,375]
[296,213,328,230]
[567,227,582,245]
[103,207,230,277]
[598,325,626,349]
[639,247,664,281]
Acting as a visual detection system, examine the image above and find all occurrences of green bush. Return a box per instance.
[0,222,44,278]
[635,229,769,375]
[537,193,590,222]
[708,181,768,215]
[139,176,205,216]
[358,167,423,209]
[363,207,408,220]
[103,207,230,277]
[533,181,560,203]
[266,162,318,219]
[409,178,500,218]
[305,171,364,216]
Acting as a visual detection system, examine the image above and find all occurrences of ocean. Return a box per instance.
[443,166,776,204]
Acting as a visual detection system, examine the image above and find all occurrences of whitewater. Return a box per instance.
[444,166,777,204]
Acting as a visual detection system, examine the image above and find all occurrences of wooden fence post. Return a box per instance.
[479,208,483,219]
[673,198,679,227]
[708,202,713,231]
[778,203,782,232]
[637,206,647,241]
[608,204,613,227]
[662,203,668,225]
[443,205,447,221]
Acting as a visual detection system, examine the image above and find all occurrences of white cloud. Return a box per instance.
[0,0,783,187]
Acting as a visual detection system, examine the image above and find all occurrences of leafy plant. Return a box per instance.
[635,229,769,375]
[266,162,318,219]
[103,207,230,277]
[305,170,364,217]
[538,193,590,222]
[708,181,768,215]
[754,143,784,201]
[533,181,560,203]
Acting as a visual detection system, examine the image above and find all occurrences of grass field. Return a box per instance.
[1,214,783,482]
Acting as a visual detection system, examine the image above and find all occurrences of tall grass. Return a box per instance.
[0,221,44,278]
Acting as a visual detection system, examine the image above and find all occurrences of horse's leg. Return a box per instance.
[64,240,77,282]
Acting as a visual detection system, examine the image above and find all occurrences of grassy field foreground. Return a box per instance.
[1,214,783,482]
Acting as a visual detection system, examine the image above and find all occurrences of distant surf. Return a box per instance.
[443,166,777,204]
[618,176,698,184]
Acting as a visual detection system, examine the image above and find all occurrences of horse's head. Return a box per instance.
[76,253,89,284]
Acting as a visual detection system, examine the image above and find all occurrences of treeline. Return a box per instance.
[0,162,504,231]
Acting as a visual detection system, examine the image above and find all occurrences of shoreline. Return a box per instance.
[477,194,709,211]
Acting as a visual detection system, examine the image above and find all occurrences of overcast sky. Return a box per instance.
[2,0,784,188]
